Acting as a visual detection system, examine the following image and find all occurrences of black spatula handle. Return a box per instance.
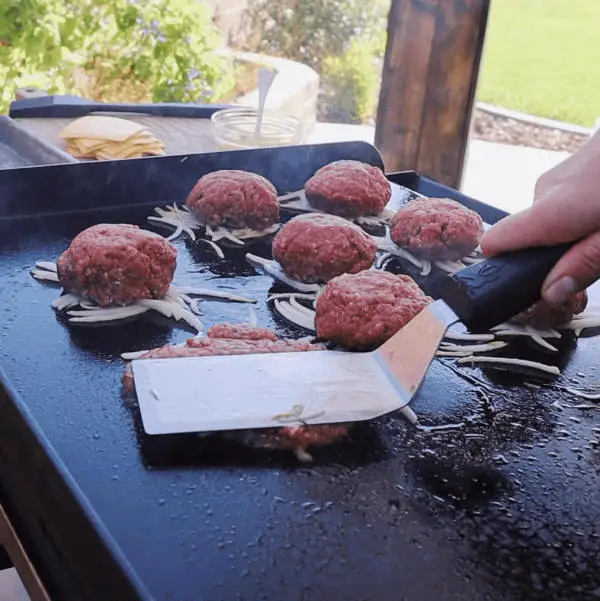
[438,243,574,332]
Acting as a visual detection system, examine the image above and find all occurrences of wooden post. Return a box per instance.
[375,0,490,188]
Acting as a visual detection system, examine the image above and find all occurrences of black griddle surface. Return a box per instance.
[1,143,600,601]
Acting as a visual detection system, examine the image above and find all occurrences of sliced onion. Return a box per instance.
[564,387,600,401]
[148,217,197,242]
[166,226,183,241]
[293,448,314,463]
[456,355,560,375]
[267,292,317,302]
[433,259,465,274]
[188,299,202,315]
[563,314,600,336]
[371,237,425,270]
[51,293,80,310]
[356,215,387,228]
[289,296,316,318]
[229,224,281,240]
[148,213,198,242]
[220,229,245,245]
[248,305,258,327]
[246,253,322,293]
[443,330,495,342]
[278,189,306,203]
[165,288,189,309]
[200,238,225,258]
[375,252,392,269]
[278,192,318,214]
[400,405,418,424]
[79,300,104,310]
[172,285,255,304]
[31,269,60,283]
[274,299,316,331]
[149,205,200,241]
[435,350,473,357]
[417,422,466,432]
[420,260,432,276]
[380,207,395,220]
[36,261,57,272]
[68,305,149,323]
[462,255,485,265]
[438,340,508,353]
[209,226,245,246]
[137,299,203,332]
[493,323,561,339]
[121,350,150,360]
[524,324,559,352]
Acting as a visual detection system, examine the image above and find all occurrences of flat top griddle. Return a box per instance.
[1,142,600,601]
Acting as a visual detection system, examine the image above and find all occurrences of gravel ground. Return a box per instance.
[471,108,590,153]
[318,89,591,154]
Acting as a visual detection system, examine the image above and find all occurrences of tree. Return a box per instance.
[0,0,233,112]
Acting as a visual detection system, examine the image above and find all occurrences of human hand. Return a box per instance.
[481,130,600,307]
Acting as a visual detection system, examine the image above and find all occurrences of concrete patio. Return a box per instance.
[308,122,572,215]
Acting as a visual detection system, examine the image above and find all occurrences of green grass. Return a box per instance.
[477,0,600,126]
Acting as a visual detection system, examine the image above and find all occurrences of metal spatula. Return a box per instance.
[133,243,572,435]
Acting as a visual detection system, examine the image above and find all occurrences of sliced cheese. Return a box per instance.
[60,116,148,142]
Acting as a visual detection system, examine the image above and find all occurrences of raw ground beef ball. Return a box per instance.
[315,270,432,349]
[514,290,588,329]
[390,197,484,261]
[272,213,377,283]
[304,160,391,218]
[185,170,278,230]
[57,223,176,307]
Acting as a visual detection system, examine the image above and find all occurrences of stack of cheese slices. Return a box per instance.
[59,115,165,160]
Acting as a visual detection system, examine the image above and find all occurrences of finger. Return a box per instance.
[541,231,600,306]
[481,197,600,257]
[481,207,549,256]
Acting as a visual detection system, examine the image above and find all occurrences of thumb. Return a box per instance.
[542,231,600,305]
[481,206,550,256]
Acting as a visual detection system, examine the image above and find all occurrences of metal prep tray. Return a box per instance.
[0,116,75,169]
[0,142,599,601]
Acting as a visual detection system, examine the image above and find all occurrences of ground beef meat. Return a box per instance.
[185,337,321,353]
[514,290,588,329]
[207,323,278,341]
[304,160,391,218]
[272,213,377,282]
[185,170,279,230]
[57,223,176,307]
[264,424,349,455]
[315,270,432,349]
[122,335,324,394]
[390,197,484,261]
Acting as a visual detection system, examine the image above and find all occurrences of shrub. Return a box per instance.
[244,0,389,124]
[245,0,389,72]
[320,37,381,124]
[0,0,234,113]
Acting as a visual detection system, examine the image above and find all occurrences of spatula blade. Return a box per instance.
[375,300,459,404]
[132,350,404,434]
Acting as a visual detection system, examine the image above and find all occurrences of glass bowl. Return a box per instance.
[211,107,303,150]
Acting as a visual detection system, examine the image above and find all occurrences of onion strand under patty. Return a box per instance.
[31,262,255,333]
